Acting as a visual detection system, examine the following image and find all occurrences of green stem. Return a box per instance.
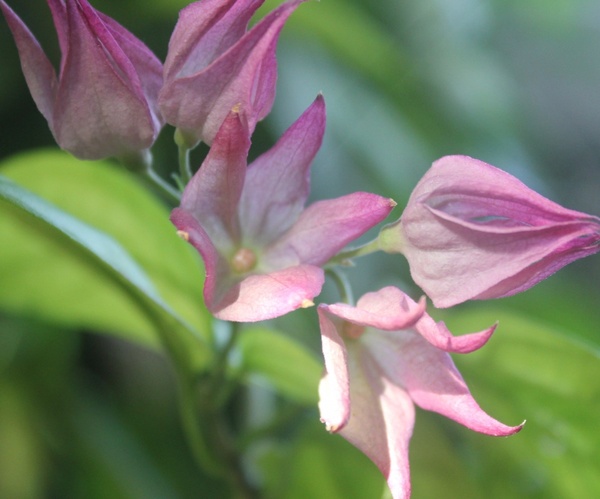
[174,128,198,185]
[325,267,354,305]
[144,166,181,204]
[328,236,381,265]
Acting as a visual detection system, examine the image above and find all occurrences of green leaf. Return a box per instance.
[238,327,322,405]
[0,149,210,364]
[445,309,600,498]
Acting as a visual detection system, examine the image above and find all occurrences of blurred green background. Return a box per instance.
[1,0,599,498]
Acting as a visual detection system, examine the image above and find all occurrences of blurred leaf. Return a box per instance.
[272,420,386,499]
[238,326,322,405]
[0,150,210,366]
[447,309,600,498]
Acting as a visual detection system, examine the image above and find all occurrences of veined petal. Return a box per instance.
[96,11,163,128]
[180,111,251,249]
[413,315,496,354]
[210,264,324,322]
[239,95,326,244]
[164,0,263,79]
[265,193,396,267]
[1,0,57,122]
[399,155,600,307]
[53,0,160,158]
[364,330,523,437]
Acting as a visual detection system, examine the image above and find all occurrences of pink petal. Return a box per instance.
[159,0,304,144]
[399,155,600,307]
[265,193,396,267]
[342,346,414,499]
[54,0,160,158]
[365,330,523,437]
[317,305,351,433]
[413,314,496,354]
[1,0,58,122]
[238,95,326,244]
[180,111,251,249]
[325,287,425,331]
[164,0,263,79]
[211,264,324,322]
[318,307,413,499]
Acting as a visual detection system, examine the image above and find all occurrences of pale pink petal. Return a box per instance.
[265,193,396,267]
[364,330,523,436]
[342,346,414,499]
[180,111,251,249]
[317,306,351,433]
[211,265,324,322]
[239,95,325,244]
[325,287,425,331]
[1,0,57,122]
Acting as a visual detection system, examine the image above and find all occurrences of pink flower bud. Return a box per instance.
[159,0,304,146]
[1,0,163,160]
[382,155,600,308]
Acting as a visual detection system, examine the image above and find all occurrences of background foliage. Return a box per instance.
[1,0,599,497]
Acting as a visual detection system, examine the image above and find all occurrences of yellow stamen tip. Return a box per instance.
[389,198,397,207]
[300,299,315,309]
[176,230,190,242]
[231,103,241,114]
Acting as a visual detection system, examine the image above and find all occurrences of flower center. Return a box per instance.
[230,247,257,274]
[342,322,365,339]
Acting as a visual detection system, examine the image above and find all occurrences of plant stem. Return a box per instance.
[325,267,354,305]
[328,236,381,265]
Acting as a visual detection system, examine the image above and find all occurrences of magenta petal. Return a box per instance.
[164,0,263,79]
[399,155,600,307]
[1,0,57,122]
[180,111,251,249]
[52,0,159,158]
[266,193,396,267]
[159,0,303,144]
[239,95,326,244]
[210,265,324,322]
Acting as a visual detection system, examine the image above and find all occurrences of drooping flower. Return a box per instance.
[0,0,163,160]
[159,0,303,147]
[171,95,396,322]
[380,155,600,308]
[318,286,523,499]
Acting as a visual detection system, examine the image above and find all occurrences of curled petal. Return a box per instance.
[365,330,523,437]
[325,287,425,331]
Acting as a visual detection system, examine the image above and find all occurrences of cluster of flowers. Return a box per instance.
[3,1,600,497]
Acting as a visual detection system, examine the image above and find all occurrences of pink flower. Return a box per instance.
[171,96,395,322]
[1,0,163,160]
[318,286,523,499]
[381,155,600,308]
[159,0,303,147]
